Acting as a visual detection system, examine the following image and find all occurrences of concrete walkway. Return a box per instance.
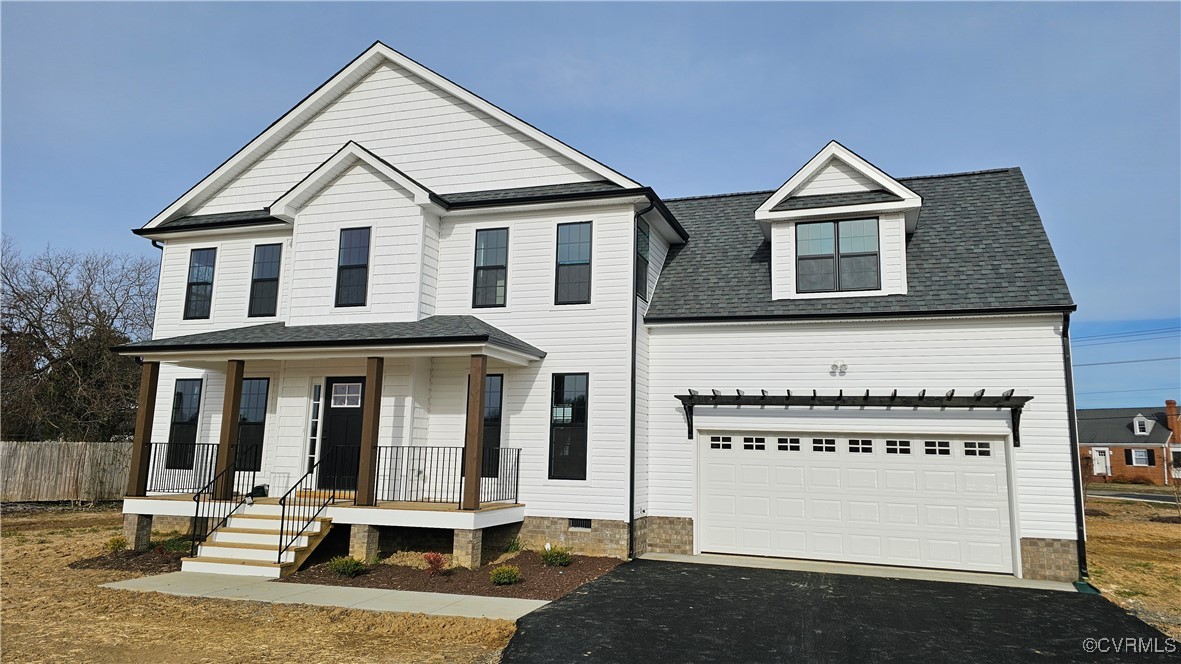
[102,572,547,620]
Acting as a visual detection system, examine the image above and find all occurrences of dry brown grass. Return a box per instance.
[1085,497,1181,638]
[0,509,514,663]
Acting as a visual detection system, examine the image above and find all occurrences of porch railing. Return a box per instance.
[373,446,520,506]
[276,446,354,565]
[189,445,259,556]
[146,442,219,493]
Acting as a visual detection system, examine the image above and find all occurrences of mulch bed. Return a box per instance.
[69,547,185,575]
[1149,515,1181,524]
[278,550,623,601]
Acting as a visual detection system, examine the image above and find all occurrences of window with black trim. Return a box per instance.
[925,440,951,456]
[165,379,202,469]
[473,228,508,308]
[248,244,281,317]
[964,441,992,457]
[549,373,588,479]
[555,222,592,305]
[482,374,503,477]
[778,437,800,451]
[235,378,269,472]
[183,248,216,319]
[886,440,911,455]
[796,219,879,293]
[335,228,370,307]
[849,439,873,453]
[635,218,650,299]
[743,436,766,450]
[813,438,836,453]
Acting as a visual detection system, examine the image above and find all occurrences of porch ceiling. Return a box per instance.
[113,315,545,366]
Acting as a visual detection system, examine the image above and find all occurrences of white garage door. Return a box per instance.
[699,432,1014,574]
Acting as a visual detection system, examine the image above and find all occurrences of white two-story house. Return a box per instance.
[117,41,1084,583]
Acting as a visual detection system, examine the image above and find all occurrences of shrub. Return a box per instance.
[539,545,572,567]
[505,536,522,553]
[423,551,447,576]
[105,536,127,553]
[327,556,367,577]
[490,565,521,585]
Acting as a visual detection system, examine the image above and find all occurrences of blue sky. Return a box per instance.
[2,2,1178,406]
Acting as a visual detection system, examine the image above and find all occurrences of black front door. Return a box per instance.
[320,377,365,491]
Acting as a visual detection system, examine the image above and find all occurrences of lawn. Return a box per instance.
[1085,497,1181,638]
[0,505,514,663]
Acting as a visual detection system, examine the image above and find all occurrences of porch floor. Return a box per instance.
[133,493,522,513]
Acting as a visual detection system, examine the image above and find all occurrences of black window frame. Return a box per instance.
[248,243,282,317]
[635,217,650,300]
[472,228,509,308]
[795,218,881,294]
[548,372,589,480]
[235,377,270,472]
[335,227,371,308]
[165,379,203,469]
[555,221,592,305]
[482,374,504,477]
[183,248,217,320]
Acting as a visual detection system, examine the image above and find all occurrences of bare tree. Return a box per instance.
[1,236,157,441]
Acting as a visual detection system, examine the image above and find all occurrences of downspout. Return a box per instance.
[628,200,656,559]
[1061,312,1089,580]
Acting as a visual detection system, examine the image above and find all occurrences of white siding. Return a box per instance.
[286,162,425,325]
[194,62,597,216]
[795,158,879,196]
[634,226,671,517]
[645,315,1077,542]
[770,213,907,300]
[152,229,292,339]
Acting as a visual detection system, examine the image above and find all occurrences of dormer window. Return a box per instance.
[1133,415,1151,435]
[796,219,880,293]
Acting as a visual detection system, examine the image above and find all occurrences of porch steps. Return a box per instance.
[179,504,333,578]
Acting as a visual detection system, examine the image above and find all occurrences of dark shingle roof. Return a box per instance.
[647,168,1074,321]
[117,315,545,357]
[443,180,623,204]
[770,189,902,212]
[1077,407,1174,445]
[154,209,283,230]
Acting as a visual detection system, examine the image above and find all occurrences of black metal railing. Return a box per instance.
[373,446,520,506]
[146,442,219,493]
[276,446,354,564]
[189,445,260,556]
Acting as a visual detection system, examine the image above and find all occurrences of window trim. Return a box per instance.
[334,227,371,308]
[472,227,509,309]
[795,218,881,294]
[548,372,589,480]
[1134,417,1150,435]
[1131,448,1150,467]
[247,243,282,318]
[554,221,593,306]
[182,248,217,320]
[330,382,363,408]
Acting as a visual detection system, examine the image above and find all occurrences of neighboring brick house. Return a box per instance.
[1078,400,1179,486]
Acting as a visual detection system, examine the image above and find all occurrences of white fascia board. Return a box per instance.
[118,342,542,366]
[270,142,438,221]
[441,194,649,219]
[756,141,922,218]
[136,222,293,242]
[144,42,637,229]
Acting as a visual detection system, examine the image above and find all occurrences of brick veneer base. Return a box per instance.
[1020,538,1079,582]
[633,516,693,556]
[518,517,629,559]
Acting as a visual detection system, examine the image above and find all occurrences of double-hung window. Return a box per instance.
[473,228,508,308]
[549,373,588,479]
[796,219,880,293]
[235,378,269,472]
[1131,449,1151,467]
[165,379,203,469]
[183,248,216,319]
[555,222,592,305]
[248,244,281,317]
[635,218,650,299]
[335,228,370,307]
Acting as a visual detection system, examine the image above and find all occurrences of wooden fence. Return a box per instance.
[1,441,132,502]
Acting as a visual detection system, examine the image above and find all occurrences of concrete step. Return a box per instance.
[180,556,288,578]
[198,541,297,563]
[210,530,307,548]
[224,515,326,534]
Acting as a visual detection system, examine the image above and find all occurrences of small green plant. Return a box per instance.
[490,565,521,585]
[539,544,572,567]
[423,552,447,576]
[505,536,522,553]
[327,556,367,577]
[1129,561,1156,571]
[105,536,128,553]
[1115,588,1147,598]
[153,535,191,554]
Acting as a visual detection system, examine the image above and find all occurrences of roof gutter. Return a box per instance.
[1061,312,1089,582]
[645,304,1078,326]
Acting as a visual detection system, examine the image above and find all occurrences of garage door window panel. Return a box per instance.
[925,440,951,456]
[849,439,873,453]
[709,436,732,450]
[743,437,766,451]
[778,437,800,451]
[964,441,992,457]
[886,440,911,455]
[813,438,836,453]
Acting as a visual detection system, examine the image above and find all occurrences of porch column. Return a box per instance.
[125,361,160,497]
[461,354,488,510]
[355,356,383,506]
[213,359,245,500]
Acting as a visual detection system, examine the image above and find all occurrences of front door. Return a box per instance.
[1093,448,1110,476]
[320,377,365,491]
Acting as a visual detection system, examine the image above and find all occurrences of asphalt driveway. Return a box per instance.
[503,559,1174,663]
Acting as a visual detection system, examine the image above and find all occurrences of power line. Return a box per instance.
[1074,334,1181,348]
[1074,356,1181,367]
[1076,386,1181,395]
[1073,326,1180,342]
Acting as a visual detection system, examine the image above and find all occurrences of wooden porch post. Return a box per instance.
[355,356,383,506]
[462,354,488,510]
[125,361,160,497]
[213,360,245,500]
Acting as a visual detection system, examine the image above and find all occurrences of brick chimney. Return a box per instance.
[1167,399,1179,443]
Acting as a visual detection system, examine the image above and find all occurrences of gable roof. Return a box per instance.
[142,41,639,229]
[769,190,903,212]
[1077,407,1173,445]
[647,168,1074,322]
